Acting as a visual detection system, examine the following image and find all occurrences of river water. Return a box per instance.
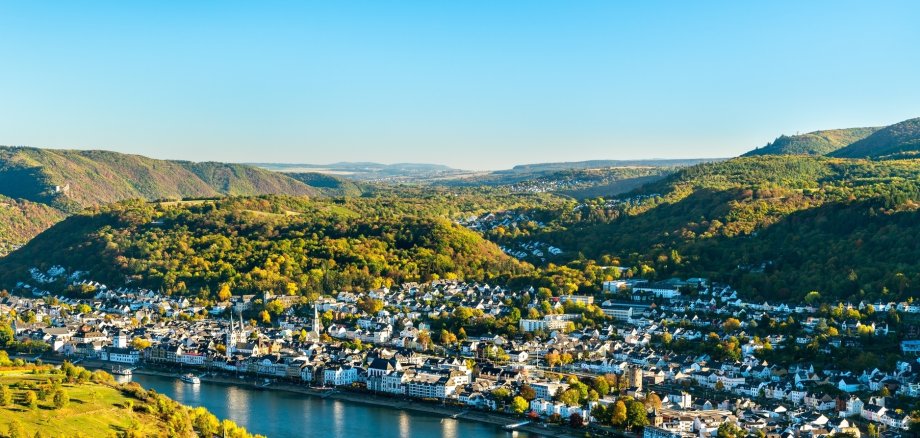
[127,374,545,438]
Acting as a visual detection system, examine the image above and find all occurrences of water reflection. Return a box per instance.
[399,411,411,438]
[226,385,252,427]
[441,418,457,438]
[333,400,345,438]
[130,374,545,438]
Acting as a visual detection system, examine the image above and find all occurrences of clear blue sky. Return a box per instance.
[1,1,918,170]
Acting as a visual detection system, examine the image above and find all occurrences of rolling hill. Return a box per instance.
[0,364,263,438]
[286,172,366,197]
[482,155,920,302]
[0,195,67,255]
[0,196,529,297]
[0,146,354,256]
[0,146,319,210]
[743,127,879,157]
[829,117,920,159]
[251,161,467,181]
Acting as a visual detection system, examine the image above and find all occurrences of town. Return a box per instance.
[3,265,920,438]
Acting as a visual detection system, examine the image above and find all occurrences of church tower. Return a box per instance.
[313,302,323,335]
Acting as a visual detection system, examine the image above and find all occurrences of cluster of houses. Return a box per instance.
[4,268,920,437]
[457,211,563,260]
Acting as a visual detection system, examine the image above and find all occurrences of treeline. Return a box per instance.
[484,156,920,302]
[0,196,533,299]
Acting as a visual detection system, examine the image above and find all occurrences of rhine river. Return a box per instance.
[129,374,546,438]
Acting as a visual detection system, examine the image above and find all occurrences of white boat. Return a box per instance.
[179,373,201,384]
[111,366,132,376]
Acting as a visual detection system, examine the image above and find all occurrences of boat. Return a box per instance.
[179,373,201,384]
[110,366,132,376]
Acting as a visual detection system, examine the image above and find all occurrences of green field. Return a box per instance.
[0,365,263,438]
[0,369,160,437]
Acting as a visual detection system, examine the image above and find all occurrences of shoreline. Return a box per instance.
[125,367,583,438]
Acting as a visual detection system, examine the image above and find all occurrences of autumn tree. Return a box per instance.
[0,385,10,406]
[722,317,741,331]
[519,384,536,401]
[218,284,232,302]
[23,390,37,409]
[417,331,432,350]
[544,352,560,368]
[716,422,745,438]
[511,396,529,414]
[559,388,581,407]
[131,338,152,350]
[611,400,627,426]
[357,297,384,315]
[625,399,648,430]
[52,389,69,409]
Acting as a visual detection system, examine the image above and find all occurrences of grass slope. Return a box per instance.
[0,369,161,437]
[0,365,262,438]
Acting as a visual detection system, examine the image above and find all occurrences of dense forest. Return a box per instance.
[743,127,879,157]
[484,156,920,302]
[830,117,920,159]
[0,146,320,209]
[0,195,66,255]
[5,131,920,304]
[0,196,534,298]
[0,146,381,255]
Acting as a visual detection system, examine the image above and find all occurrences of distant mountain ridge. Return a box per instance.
[0,146,319,209]
[829,117,920,159]
[251,161,462,181]
[743,117,920,159]
[0,146,347,256]
[743,127,880,157]
[505,159,724,173]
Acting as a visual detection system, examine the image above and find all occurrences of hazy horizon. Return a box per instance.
[1,1,919,170]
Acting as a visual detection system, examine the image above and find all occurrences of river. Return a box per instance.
[126,374,547,438]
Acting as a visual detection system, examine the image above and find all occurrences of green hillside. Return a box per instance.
[0,361,262,438]
[484,156,920,302]
[830,117,920,159]
[0,196,67,256]
[0,196,530,298]
[0,146,328,256]
[286,172,366,197]
[0,146,318,209]
[743,127,879,156]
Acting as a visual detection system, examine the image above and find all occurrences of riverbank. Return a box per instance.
[128,367,582,438]
[30,356,587,438]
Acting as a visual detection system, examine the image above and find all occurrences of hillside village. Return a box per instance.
[3,266,920,437]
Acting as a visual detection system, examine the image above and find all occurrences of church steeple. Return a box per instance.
[313,302,323,335]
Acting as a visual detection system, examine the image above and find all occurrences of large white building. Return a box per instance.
[519,315,572,332]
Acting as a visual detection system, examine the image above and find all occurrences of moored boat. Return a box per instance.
[179,373,201,384]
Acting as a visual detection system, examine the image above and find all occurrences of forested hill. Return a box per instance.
[741,116,920,159]
[484,155,920,303]
[0,146,356,256]
[829,117,920,159]
[286,172,365,197]
[0,196,531,298]
[743,127,879,157]
[0,195,67,256]
[0,146,319,211]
